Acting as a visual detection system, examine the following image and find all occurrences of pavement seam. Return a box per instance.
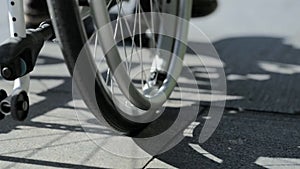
[142,156,155,169]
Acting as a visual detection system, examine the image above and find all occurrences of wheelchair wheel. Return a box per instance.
[47,0,192,135]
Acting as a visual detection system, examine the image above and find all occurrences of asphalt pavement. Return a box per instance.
[0,0,300,168]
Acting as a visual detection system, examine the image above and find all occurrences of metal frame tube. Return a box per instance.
[8,0,26,38]
[6,0,30,92]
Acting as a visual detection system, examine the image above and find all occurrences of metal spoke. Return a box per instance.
[93,32,99,60]
[80,7,90,20]
[106,0,114,8]
[138,1,146,87]
[128,1,139,76]
[100,0,167,91]
[116,0,130,71]
[139,3,159,49]
[115,0,145,77]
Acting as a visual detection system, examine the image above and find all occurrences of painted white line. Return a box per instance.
[255,157,300,169]
[183,122,200,138]
[189,143,223,164]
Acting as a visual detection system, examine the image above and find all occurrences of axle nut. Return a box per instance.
[2,67,12,79]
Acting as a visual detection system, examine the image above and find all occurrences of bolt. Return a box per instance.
[22,101,28,111]
[2,67,12,79]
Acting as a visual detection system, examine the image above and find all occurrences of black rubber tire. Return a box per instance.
[192,0,218,17]
[0,89,6,120]
[11,90,29,121]
[0,89,7,101]
[46,0,186,135]
[47,0,150,135]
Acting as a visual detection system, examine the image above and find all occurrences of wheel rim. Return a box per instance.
[87,0,192,121]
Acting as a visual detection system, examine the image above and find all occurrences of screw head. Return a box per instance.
[2,67,12,79]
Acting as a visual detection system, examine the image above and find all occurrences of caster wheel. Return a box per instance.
[0,89,7,101]
[11,91,29,121]
[0,112,4,120]
[0,90,7,120]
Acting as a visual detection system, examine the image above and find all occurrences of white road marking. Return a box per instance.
[184,122,223,164]
[189,143,223,164]
[255,157,300,169]
[183,122,200,138]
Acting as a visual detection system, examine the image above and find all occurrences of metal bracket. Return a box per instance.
[0,21,54,80]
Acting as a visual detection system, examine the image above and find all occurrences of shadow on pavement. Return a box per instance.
[0,155,105,169]
[0,75,74,134]
[0,36,300,168]
[190,37,300,114]
[156,109,300,168]
[154,36,300,168]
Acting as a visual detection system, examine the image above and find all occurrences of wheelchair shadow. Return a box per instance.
[0,55,110,168]
[154,108,300,169]
[151,36,300,168]
[0,56,72,133]
[0,36,299,168]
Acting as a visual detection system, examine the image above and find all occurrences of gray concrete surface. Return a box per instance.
[0,0,300,168]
